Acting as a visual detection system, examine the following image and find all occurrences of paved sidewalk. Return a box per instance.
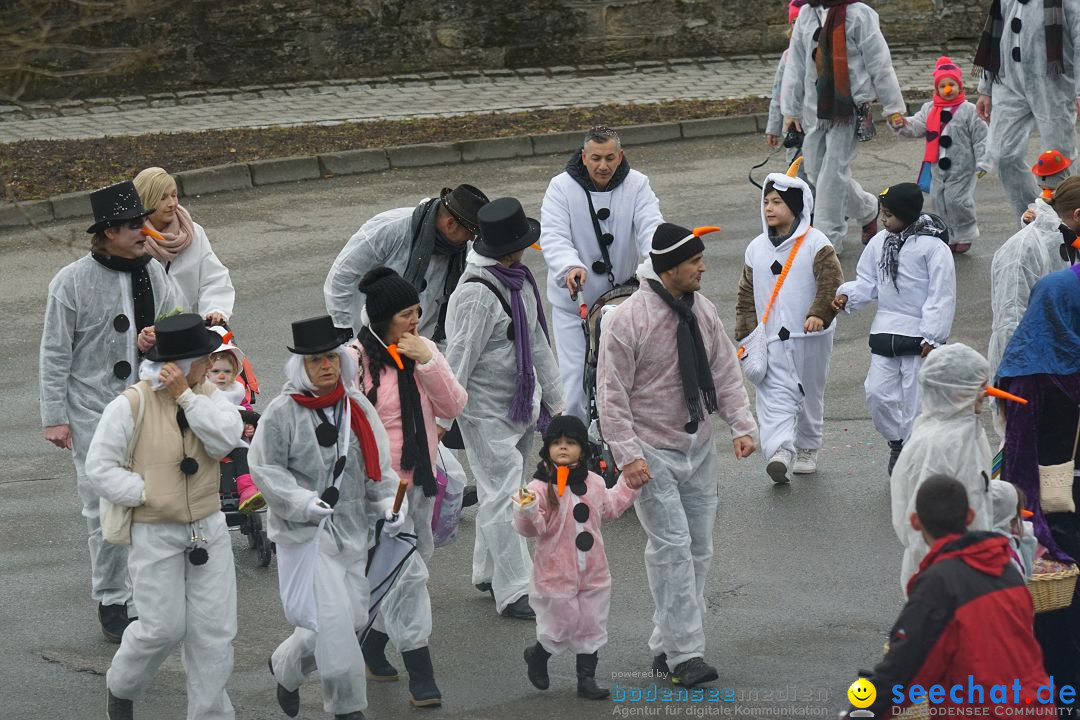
[0,43,974,143]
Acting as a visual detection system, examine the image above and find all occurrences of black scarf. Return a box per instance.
[387,348,436,496]
[646,279,717,432]
[404,198,468,343]
[533,460,589,493]
[92,252,155,333]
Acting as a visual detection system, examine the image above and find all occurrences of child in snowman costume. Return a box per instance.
[512,415,642,700]
[833,183,956,476]
[736,158,844,482]
[1021,149,1073,225]
[895,56,991,255]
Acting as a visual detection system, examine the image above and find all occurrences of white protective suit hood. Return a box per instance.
[282,346,358,394]
[918,343,989,421]
[990,478,1019,533]
[759,167,815,238]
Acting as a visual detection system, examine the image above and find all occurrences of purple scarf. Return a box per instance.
[1003,373,1080,562]
[484,263,552,428]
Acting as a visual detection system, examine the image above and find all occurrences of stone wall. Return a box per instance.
[7,0,988,100]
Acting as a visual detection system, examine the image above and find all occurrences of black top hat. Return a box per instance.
[144,313,223,362]
[288,315,354,355]
[86,180,152,234]
[472,197,541,259]
[440,184,489,235]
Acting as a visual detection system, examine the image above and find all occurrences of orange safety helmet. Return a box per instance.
[1032,149,1072,177]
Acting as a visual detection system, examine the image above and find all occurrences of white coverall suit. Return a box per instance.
[250,372,399,716]
[597,261,757,669]
[539,157,662,422]
[86,379,243,719]
[159,220,235,321]
[39,255,183,608]
[979,0,1080,219]
[836,220,956,444]
[781,2,906,254]
[443,252,565,614]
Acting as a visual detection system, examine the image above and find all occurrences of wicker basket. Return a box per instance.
[1028,564,1080,614]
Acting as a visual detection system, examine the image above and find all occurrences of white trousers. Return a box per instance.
[634,438,719,669]
[373,485,434,652]
[552,305,589,422]
[77,466,131,607]
[460,416,534,614]
[991,83,1078,219]
[802,119,879,255]
[865,354,923,443]
[271,544,370,715]
[754,334,833,461]
[106,513,236,720]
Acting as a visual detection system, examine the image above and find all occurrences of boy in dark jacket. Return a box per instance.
[844,476,1051,718]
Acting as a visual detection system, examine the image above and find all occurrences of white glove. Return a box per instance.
[306,495,334,522]
[383,506,406,535]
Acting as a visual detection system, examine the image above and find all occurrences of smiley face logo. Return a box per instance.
[848,678,876,709]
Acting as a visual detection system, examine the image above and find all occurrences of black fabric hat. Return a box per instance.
[359,266,421,324]
[540,415,591,462]
[473,197,541,258]
[144,313,223,362]
[878,183,924,226]
[288,315,353,355]
[764,180,805,220]
[651,222,705,274]
[86,180,152,234]
[440,184,489,235]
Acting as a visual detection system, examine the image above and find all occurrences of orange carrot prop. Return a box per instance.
[986,386,1028,405]
[392,479,409,515]
[531,243,542,251]
[141,226,165,241]
[1022,509,1035,519]
[1042,187,1055,201]
[556,466,569,497]
[386,344,405,370]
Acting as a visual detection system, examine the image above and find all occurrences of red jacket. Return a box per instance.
[854,532,1052,717]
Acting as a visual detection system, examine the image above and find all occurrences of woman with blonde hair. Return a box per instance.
[134,167,235,326]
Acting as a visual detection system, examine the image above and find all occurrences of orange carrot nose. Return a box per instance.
[986,386,1028,405]
[556,466,569,497]
[1042,187,1055,201]
[386,344,405,370]
[140,226,164,241]
[530,243,542,251]
[1022,509,1035,519]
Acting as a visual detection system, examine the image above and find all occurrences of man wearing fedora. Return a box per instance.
[539,125,663,422]
[597,222,757,687]
[444,197,565,619]
[324,184,490,344]
[39,179,184,643]
[85,313,242,720]
[250,315,401,720]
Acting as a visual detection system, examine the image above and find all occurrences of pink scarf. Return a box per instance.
[144,205,195,264]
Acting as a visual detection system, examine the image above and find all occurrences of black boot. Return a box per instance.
[576,652,610,700]
[268,657,299,718]
[523,642,550,690]
[401,646,442,707]
[887,440,904,476]
[360,629,399,682]
[106,687,133,720]
[98,603,131,644]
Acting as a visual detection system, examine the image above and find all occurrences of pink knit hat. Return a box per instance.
[933,56,963,93]
[788,1,804,24]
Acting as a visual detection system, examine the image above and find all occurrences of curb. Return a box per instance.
[0,99,927,229]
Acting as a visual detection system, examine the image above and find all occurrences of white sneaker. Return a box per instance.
[766,449,794,483]
[792,449,818,475]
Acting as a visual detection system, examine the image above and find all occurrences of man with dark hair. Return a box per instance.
[324,184,489,343]
[539,125,663,421]
[842,476,1051,719]
[40,180,183,643]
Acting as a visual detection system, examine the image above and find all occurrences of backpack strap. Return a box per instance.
[121,383,147,471]
[463,277,513,320]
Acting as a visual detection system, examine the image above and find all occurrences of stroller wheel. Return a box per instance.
[257,531,273,567]
[245,514,259,548]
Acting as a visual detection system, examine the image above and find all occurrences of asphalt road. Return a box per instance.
[0,128,1032,719]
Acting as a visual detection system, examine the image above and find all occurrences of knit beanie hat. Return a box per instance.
[932,56,963,96]
[764,180,804,220]
[651,223,706,274]
[540,414,591,462]
[788,0,805,24]
[878,183,924,226]
[358,266,421,324]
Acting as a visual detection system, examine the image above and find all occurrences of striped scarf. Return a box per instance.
[815,0,861,125]
[975,0,1065,82]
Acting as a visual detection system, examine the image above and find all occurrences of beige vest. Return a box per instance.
[126,380,221,524]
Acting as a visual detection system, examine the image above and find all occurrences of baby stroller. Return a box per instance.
[213,327,274,567]
[580,282,639,488]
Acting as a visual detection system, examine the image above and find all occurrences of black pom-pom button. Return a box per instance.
[571,482,587,496]
[573,503,591,523]
[600,232,614,246]
[938,157,953,171]
[315,423,337,447]
[180,457,200,475]
[321,485,340,508]
[684,421,699,434]
[113,361,131,379]
[188,547,209,566]
[1012,47,1021,62]
[596,207,611,221]
[592,260,609,274]
[940,111,953,124]
[113,314,130,333]
[575,531,595,552]
[939,135,953,149]
[1011,18,1022,33]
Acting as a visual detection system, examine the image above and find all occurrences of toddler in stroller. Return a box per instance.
[206,327,262,513]
[579,283,639,487]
